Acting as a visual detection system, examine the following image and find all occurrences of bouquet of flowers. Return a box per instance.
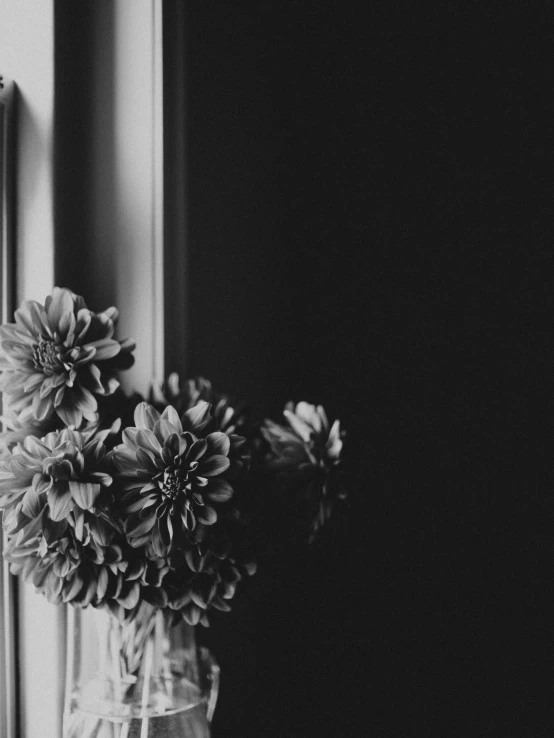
[0,287,346,733]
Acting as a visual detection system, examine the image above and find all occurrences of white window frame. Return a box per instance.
[0,2,171,735]
[1,72,18,738]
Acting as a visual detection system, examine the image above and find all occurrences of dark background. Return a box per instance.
[181,2,554,736]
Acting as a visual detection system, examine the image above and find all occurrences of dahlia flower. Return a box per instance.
[160,526,256,626]
[4,515,168,616]
[261,401,345,539]
[0,413,59,462]
[169,556,248,627]
[150,373,245,435]
[111,401,248,557]
[0,427,150,614]
[0,428,114,525]
[0,407,122,463]
[0,287,135,427]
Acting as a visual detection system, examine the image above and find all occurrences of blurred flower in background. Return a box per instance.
[262,401,345,541]
[150,373,246,435]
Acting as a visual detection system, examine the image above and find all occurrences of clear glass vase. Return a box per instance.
[63,603,219,738]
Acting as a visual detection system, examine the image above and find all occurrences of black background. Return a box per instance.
[183,2,554,736]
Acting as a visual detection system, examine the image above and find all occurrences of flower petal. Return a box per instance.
[68,481,101,510]
[183,605,202,626]
[112,446,139,472]
[135,429,162,456]
[159,513,173,546]
[151,523,169,557]
[116,582,140,610]
[180,506,196,531]
[23,373,45,393]
[47,486,74,521]
[183,401,212,431]
[164,432,181,458]
[136,447,160,473]
[205,432,230,456]
[161,405,182,432]
[134,402,161,431]
[88,472,113,487]
[295,401,318,428]
[197,505,217,525]
[74,309,92,342]
[325,419,343,459]
[57,403,82,428]
[185,438,208,463]
[32,472,53,495]
[46,288,75,330]
[74,385,98,414]
[85,339,121,361]
[284,409,313,443]
[58,308,76,343]
[14,301,47,337]
[317,404,329,433]
[96,567,109,601]
[85,363,104,393]
[196,454,230,477]
[125,512,156,538]
[21,484,45,518]
[23,436,51,458]
[154,418,180,443]
[124,493,158,514]
[205,478,234,503]
[63,573,84,603]
[31,392,54,422]
[142,586,168,608]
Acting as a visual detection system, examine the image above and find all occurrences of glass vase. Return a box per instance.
[63,603,219,738]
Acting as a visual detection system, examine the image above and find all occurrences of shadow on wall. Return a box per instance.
[54,1,116,309]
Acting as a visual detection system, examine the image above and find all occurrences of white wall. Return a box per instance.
[98,0,165,393]
[0,4,63,738]
[1,1,166,736]
[0,0,55,300]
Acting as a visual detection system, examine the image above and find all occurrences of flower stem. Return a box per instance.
[139,636,153,737]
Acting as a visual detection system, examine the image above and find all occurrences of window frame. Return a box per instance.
[0,72,19,738]
[1,1,170,734]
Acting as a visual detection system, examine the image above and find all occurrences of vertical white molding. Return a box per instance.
[151,0,165,386]
[0,565,17,738]
[90,0,164,395]
[110,0,165,393]
[1,72,17,738]
[0,0,55,300]
[0,5,63,738]
[1,2,166,735]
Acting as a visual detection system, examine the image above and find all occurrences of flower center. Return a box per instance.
[32,338,61,372]
[161,467,187,501]
[156,460,205,529]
